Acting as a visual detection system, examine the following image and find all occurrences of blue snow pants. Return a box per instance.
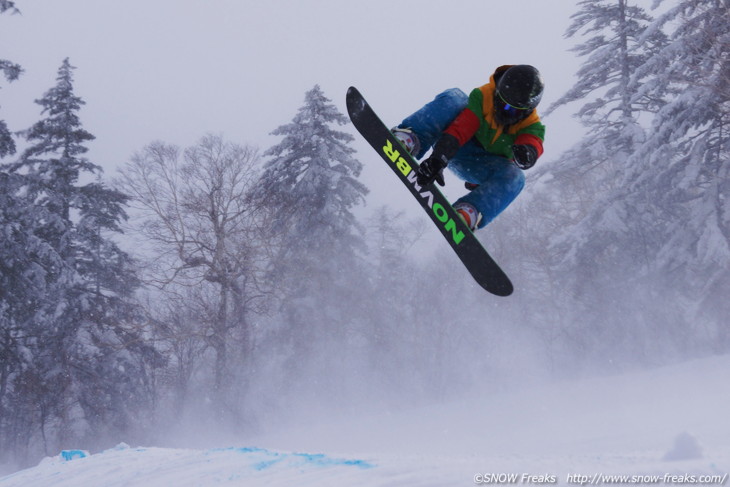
[400,88,525,228]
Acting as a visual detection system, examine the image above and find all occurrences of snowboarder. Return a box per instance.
[392,64,546,231]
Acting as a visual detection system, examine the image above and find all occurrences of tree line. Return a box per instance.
[491,0,729,370]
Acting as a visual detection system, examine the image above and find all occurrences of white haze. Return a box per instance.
[2,354,729,485]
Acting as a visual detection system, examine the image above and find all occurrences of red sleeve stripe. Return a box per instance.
[515,133,544,158]
[444,109,481,146]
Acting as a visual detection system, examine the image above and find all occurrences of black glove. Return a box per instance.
[512,144,538,170]
[416,155,447,186]
[416,134,460,187]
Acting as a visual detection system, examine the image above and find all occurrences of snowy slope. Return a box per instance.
[2,355,729,486]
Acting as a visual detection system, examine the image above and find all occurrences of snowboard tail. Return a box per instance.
[346,86,513,296]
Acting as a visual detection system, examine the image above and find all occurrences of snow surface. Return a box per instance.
[2,355,729,486]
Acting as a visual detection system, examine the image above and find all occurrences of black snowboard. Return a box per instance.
[346,86,513,296]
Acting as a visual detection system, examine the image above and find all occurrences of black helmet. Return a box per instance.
[496,65,544,110]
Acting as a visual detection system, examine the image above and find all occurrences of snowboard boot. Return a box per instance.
[454,202,482,231]
[391,127,421,156]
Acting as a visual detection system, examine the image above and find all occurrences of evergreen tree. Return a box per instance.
[258,85,368,259]
[543,0,668,282]
[532,0,728,364]
[545,0,666,188]
[0,172,62,465]
[0,0,22,158]
[627,0,730,351]
[0,7,27,451]
[257,85,368,296]
[2,59,158,464]
[256,85,368,393]
[533,0,671,366]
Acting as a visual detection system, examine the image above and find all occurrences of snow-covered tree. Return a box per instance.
[264,85,367,268]
[545,0,667,192]
[540,1,668,297]
[1,59,158,465]
[255,85,368,393]
[0,171,62,466]
[256,85,368,301]
[0,0,22,158]
[14,59,141,313]
[0,0,21,395]
[529,0,729,364]
[626,0,730,351]
[526,0,675,367]
[257,85,368,258]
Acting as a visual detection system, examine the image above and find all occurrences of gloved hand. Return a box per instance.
[416,155,447,186]
[416,133,460,187]
[512,144,538,170]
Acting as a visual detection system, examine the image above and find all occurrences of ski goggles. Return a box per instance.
[497,92,532,117]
